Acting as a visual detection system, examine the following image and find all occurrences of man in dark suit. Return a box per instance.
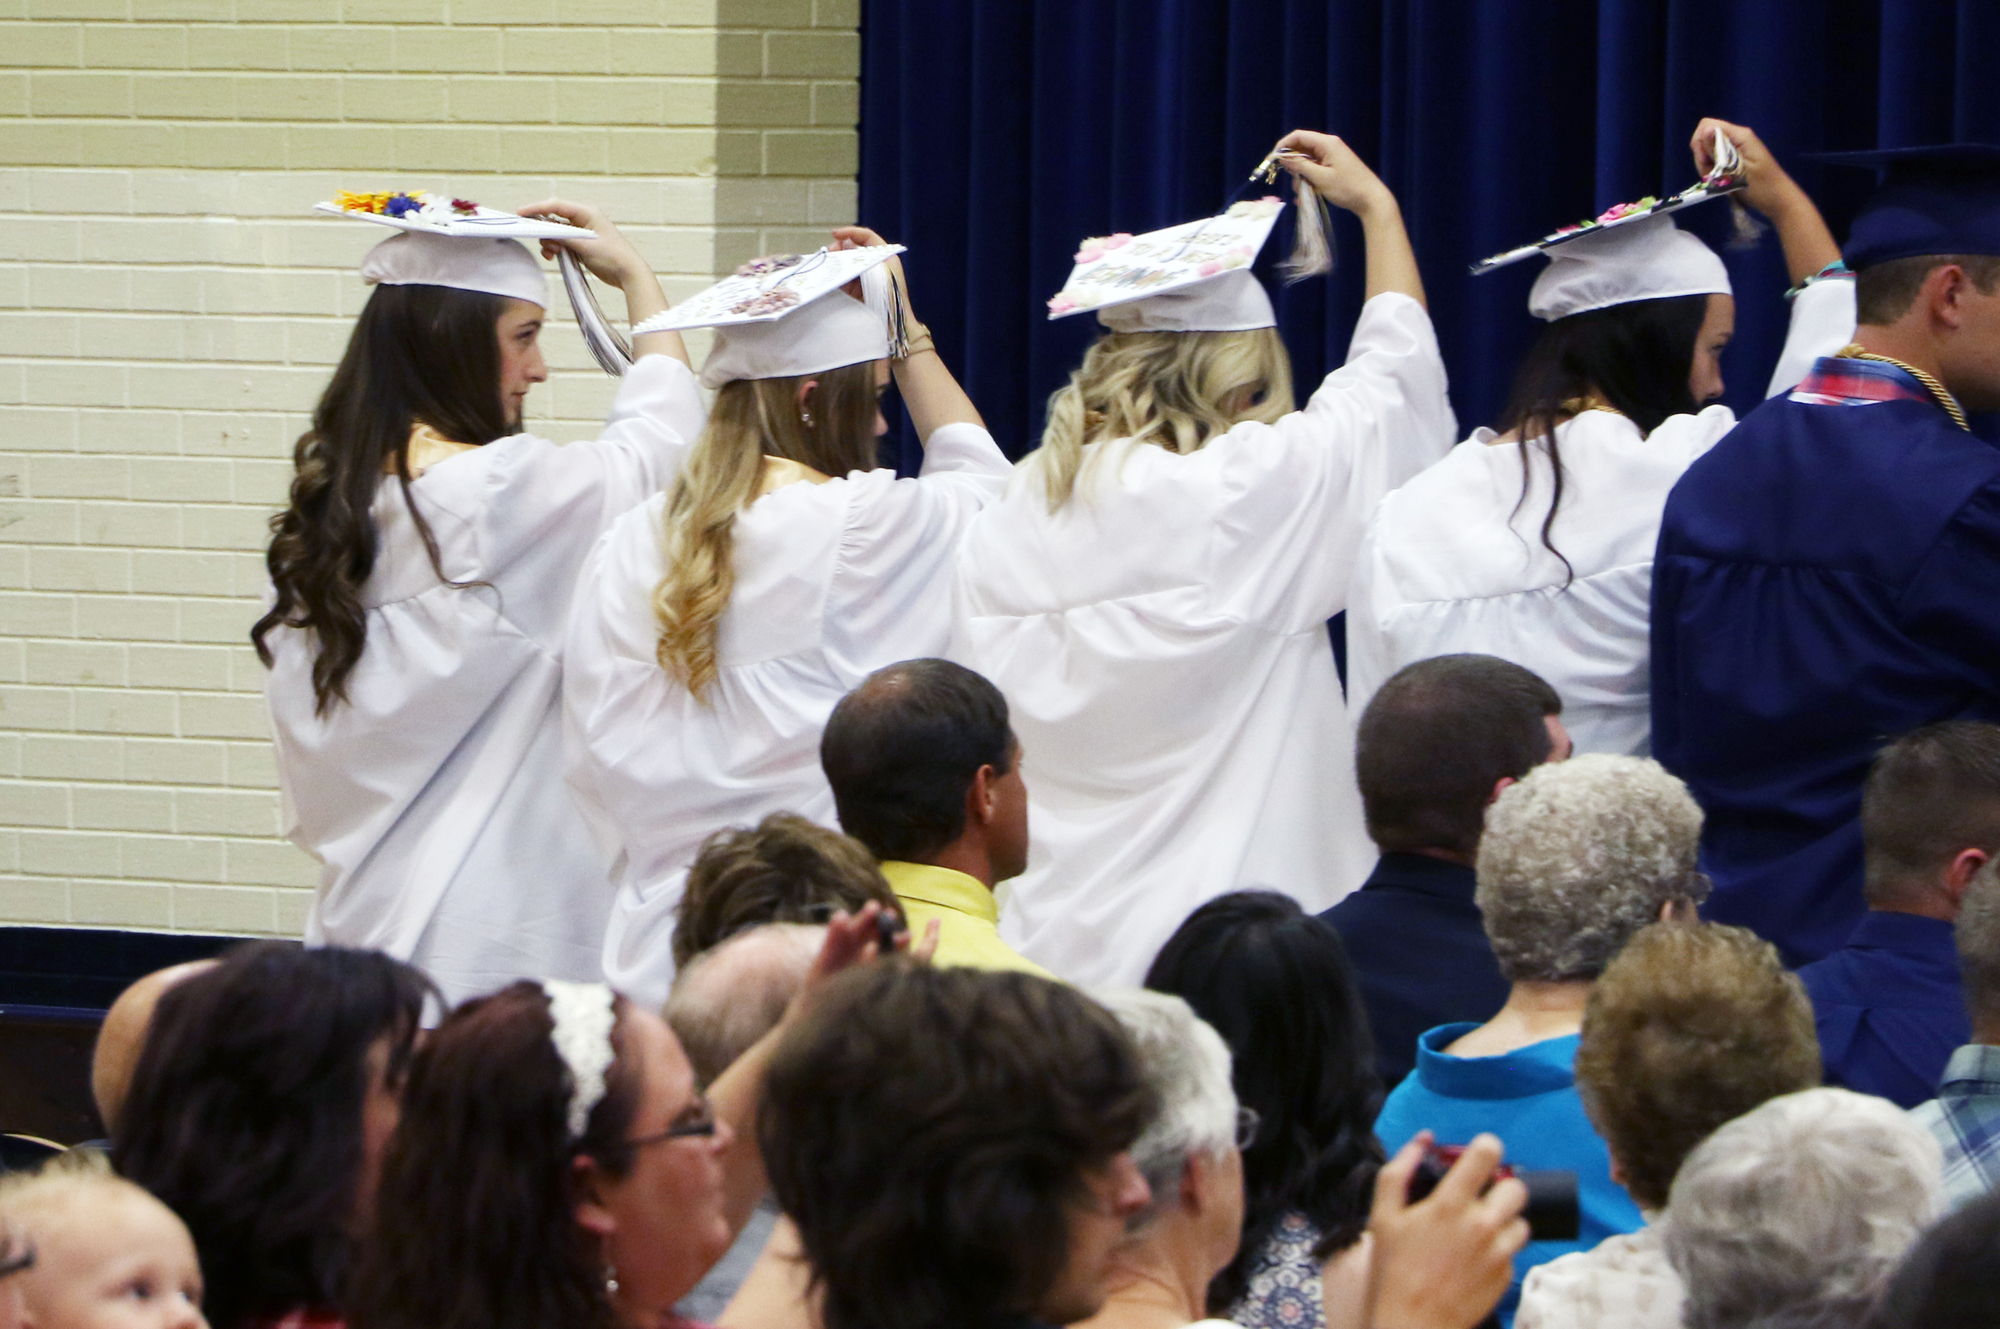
[1319,654,1570,1088]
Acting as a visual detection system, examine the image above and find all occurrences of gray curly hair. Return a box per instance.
[1663,1087,1941,1329]
[1475,753,1708,983]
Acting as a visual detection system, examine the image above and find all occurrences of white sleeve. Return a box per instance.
[568,353,709,521]
[822,423,1012,680]
[1209,292,1458,630]
[1342,503,1398,723]
[1765,276,1857,399]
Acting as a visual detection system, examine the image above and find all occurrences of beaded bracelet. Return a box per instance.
[1786,259,1853,301]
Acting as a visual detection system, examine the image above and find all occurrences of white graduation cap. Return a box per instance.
[632,245,908,389]
[1473,129,1744,320]
[1047,198,1285,333]
[318,190,636,374]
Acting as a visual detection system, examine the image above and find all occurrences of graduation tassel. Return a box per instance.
[558,247,633,377]
[1282,169,1335,283]
[860,258,910,358]
[1726,196,1768,250]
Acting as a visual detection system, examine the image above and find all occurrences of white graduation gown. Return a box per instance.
[265,355,706,1006]
[565,423,1012,1010]
[1345,278,1857,757]
[951,292,1457,988]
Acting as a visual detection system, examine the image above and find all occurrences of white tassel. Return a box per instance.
[860,259,909,357]
[1282,172,1335,283]
[558,247,632,376]
[1726,196,1768,250]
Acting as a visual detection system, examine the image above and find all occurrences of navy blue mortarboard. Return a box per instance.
[1814,144,2000,268]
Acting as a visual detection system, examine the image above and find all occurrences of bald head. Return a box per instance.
[92,959,217,1137]
[665,923,824,1085]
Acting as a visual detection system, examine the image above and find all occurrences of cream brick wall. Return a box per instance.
[0,0,860,936]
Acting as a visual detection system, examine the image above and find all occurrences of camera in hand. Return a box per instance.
[1406,1143,1579,1242]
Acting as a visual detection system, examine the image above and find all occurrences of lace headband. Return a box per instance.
[543,979,617,1141]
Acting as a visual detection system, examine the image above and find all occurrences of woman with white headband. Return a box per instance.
[951,130,1456,988]
[258,198,703,1005]
[1346,120,1853,757]
[347,904,893,1329]
[564,227,1008,1008]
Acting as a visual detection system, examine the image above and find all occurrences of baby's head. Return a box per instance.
[0,1155,206,1329]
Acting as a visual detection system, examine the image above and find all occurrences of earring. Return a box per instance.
[800,409,814,428]
[605,1264,619,1295]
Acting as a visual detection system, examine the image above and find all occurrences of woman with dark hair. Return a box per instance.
[112,942,434,1329]
[1144,891,1385,1329]
[1347,119,1850,758]
[564,227,1007,1008]
[257,198,702,1003]
[349,905,885,1329]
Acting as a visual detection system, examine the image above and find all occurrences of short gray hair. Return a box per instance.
[1475,754,1707,982]
[1095,990,1237,1201]
[1957,855,2000,1023]
[1663,1087,1942,1329]
[664,922,824,1085]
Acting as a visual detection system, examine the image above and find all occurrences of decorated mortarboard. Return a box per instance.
[1473,130,1744,321]
[1811,144,2000,269]
[1046,198,1286,333]
[630,245,909,389]
[1472,130,1748,276]
[318,190,635,376]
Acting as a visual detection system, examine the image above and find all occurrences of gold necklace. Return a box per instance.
[1837,343,1970,431]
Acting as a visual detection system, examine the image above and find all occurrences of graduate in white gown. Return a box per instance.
[564,228,1009,1009]
[1347,120,1856,757]
[951,131,1457,988]
[258,199,702,1005]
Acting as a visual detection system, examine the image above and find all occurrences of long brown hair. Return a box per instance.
[348,982,643,1329]
[252,284,515,715]
[1031,327,1294,512]
[653,362,883,700]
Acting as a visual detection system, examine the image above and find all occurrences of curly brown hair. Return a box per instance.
[1574,922,1820,1210]
[673,812,896,969]
[760,963,1155,1329]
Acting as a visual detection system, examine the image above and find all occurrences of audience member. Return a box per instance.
[350,906,885,1329]
[672,814,896,970]
[1796,721,1999,1107]
[1374,754,1707,1323]
[1912,854,2000,1209]
[113,944,432,1329]
[0,1214,26,1329]
[760,964,1152,1329]
[1663,1087,1941,1329]
[821,659,1048,976]
[663,922,825,1323]
[1864,1187,2000,1329]
[90,959,217,1140]
[1516,922,1822,1329]
[1073,991,1247,1329]
[0,1153,207,1329]
[1146,893,1383,1329]
[1367,1134,1534,1329]
[1319,655,1569,1089]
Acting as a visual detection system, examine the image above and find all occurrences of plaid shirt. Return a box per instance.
[1911,1043,2000,1209]
[1789,355,1935,408]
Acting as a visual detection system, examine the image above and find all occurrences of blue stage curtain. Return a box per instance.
[860,0,1998,469]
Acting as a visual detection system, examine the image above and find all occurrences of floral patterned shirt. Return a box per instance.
[1229,1212,1325,1329]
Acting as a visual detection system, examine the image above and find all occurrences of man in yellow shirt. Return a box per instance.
[820,659,1053,978]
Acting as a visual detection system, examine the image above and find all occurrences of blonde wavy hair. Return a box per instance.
[1030,327,1294,512]
[654,361,882,699]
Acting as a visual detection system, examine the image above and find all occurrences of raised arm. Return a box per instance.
[519,197,690,367]
[1275,130,1425,308]
[830,225,985,441]
[1691,119,1841,285]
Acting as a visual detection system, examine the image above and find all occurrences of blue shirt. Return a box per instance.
[1911,1042,2000,1210]
[1374,1024,1644,1327]
[1651,358,2000,965]
[1797,910,1969,1109]
[1319,854,1510,1091]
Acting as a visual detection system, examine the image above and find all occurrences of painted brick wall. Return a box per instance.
[0,0,859,936]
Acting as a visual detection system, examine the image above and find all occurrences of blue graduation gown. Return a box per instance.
[1651,363,2000,964]
[1795,910,1970,1109]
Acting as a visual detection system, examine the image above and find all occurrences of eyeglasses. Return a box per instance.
[624,1093,718,1149]
[1234,1106,1261,1151]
